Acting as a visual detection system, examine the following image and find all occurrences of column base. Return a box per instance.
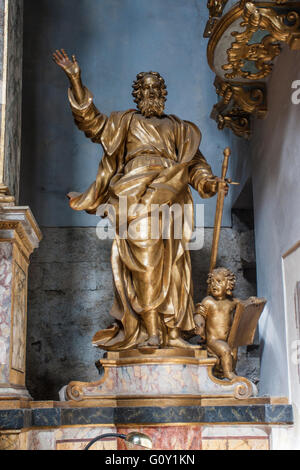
[0,386,32,401]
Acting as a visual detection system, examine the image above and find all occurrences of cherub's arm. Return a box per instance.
[194,300,210,319]
[53,49,107,144]
[194,298,213,339]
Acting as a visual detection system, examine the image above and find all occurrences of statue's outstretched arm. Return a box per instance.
[53,49,107,143]
[53,49,85,104]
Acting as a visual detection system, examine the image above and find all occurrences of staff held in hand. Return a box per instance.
[209,147,239,273]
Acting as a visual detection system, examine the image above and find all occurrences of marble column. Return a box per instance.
[0,1,42,403]
[0,0,23,204]
[0,206,42,401]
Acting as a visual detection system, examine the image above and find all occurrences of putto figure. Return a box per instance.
[194,268,238,379]
[53,49,228,351]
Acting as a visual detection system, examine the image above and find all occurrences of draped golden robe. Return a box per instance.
[68,88,215,350]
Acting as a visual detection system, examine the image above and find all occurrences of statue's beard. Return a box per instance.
[137,97,165,117]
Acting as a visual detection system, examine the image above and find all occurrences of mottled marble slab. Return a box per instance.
[202,437,269,451]
[69,361,257,401]
[0,404,294,431]
[0,243,13,383]
[0,424,271,451]
[117,425,202,450]
[11,262,26,372]
[61,407,115,427]
[116,424,270,450]
[55,426,117,451]
[31,408,61,428]
[0,409,31,430]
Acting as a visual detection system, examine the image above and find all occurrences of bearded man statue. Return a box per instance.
[53,49,227,351]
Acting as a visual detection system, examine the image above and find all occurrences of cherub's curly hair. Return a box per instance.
[207,267,236,296]
[132,71,168,104]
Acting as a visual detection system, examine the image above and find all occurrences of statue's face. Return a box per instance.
[209,272,228,299]
[140,75,162,101]
[137,75,165,117]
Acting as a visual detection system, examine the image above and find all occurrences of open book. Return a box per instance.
[228,297,267,349]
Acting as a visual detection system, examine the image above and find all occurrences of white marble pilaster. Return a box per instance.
[0,206,42,400]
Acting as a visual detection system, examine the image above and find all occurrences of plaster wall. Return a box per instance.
[251,46,300,448]
[19,0,238,228]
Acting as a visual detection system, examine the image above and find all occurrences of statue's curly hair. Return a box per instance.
[132,71,168,104]
[207,267,236,296]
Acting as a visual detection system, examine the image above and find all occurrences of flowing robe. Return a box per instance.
[68,87,215,350]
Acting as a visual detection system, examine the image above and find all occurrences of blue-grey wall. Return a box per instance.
[251,47,300,399]
[20,0,237,227]
[249,46,300,448]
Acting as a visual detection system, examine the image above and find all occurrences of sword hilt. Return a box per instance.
[221,147,231,181]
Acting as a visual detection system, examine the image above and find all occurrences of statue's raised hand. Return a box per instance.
[53,49,80,79]
[53,49,86,104]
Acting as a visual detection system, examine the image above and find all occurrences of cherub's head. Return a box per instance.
[207,267,236,299]
[132,72,168,118]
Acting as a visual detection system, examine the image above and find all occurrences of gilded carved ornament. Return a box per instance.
[0,220,37,260]
[211,77,267,139]
[205,0,300,138]
[0,184,15,204]
[207,0,229,18]
[0,432,20,451]
[204,1,229,37]
[223,2,300,80]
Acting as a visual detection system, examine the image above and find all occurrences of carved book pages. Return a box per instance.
[228,297,267,349]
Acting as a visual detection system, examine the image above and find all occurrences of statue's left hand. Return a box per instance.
[205,177,229,196]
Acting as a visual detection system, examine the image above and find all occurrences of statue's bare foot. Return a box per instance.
[223,371,237,380]
[167,337,200,349]
[138,335,160,348]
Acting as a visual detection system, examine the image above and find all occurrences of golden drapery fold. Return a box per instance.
[67,87,215,350]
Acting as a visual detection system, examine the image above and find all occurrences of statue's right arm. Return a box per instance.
[53,49,107,143]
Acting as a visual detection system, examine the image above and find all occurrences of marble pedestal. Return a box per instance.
[63,348,257,406]
[0,399,294,450]
[0,206,42,402]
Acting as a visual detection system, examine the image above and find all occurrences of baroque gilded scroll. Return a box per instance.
[205,0,300,138]
[211,77,267,139]
[204,1,229,37]
[223,2,300,80]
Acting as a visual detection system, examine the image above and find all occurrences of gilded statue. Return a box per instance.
[53,49,228,351]
[194,267,266,380]
[195,268,238,379]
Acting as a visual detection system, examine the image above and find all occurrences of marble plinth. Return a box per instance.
[0,424,272,450]
[0,400,293,450]
[0,206,42,400]
[0,401,293,430]
[62,349,257,405]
